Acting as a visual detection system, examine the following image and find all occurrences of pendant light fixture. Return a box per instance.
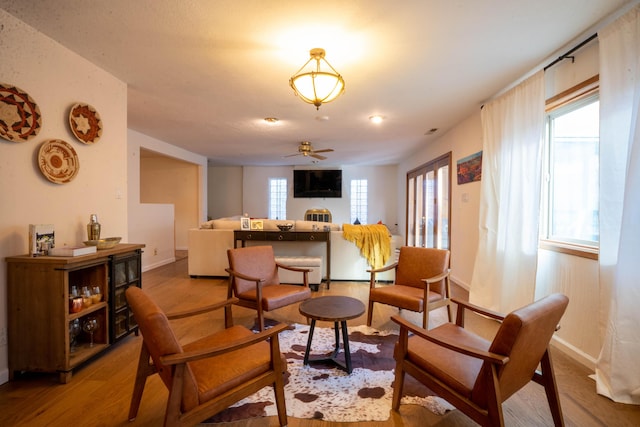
[289,48,345,110]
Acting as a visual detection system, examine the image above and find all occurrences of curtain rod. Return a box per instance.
[543,33,598,71]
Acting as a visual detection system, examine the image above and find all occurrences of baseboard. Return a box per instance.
[142,257,176,273]
[450,275,470,292]
[551,335,596,372]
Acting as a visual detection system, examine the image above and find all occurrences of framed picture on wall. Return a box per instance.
[241,217,250,230]
[250,219,263,230]
[456,151,483,184]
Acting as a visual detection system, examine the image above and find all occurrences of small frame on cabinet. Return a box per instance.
[250,219,263,230]
[241,217,250,230]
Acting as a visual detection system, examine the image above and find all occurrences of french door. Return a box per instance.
[406,152,451,249]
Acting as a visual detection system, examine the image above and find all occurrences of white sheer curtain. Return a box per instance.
[469,71,545,313]
[596,5,640,405]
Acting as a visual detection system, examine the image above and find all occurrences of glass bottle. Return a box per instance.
[87,214,101,240]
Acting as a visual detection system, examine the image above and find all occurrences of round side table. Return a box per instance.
[298,295,365,374]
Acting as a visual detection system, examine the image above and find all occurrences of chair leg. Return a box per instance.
[128,343,155,421]
[367,300,374,326]
[391,361,406,411]
[540,349,565,427]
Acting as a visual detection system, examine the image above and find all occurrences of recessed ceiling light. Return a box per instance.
[369,115,384,124]
[264,117,279,123]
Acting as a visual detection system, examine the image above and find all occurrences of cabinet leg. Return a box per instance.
[59,370,72,384]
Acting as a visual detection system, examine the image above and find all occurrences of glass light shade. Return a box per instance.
[290,49,345,109]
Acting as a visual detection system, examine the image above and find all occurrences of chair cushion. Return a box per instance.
[404,323,490,398]
[237,284,312,311]
[369,284,443,312]
[183,325,273,404]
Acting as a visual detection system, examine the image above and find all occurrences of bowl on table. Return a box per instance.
[83,237,122,249]
[277,224,293,232]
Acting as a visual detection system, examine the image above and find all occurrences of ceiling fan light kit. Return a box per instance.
[290,48,345,110]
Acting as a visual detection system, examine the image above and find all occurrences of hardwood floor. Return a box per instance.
[1,256,638,426]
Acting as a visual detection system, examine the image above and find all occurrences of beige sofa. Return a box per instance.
[188,218,401,282]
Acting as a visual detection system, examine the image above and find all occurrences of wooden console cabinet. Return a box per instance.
[6,243,144,383]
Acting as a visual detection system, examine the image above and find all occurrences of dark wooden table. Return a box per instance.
[298,296,365,374]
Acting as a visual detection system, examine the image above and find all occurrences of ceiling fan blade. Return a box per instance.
[311,154,327,160]
[312,148,334,154]
[284,153,302,158]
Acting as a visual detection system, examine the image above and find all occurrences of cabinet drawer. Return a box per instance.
[297,232,329,241]
[266,232,296,241]
[235,231,265,240]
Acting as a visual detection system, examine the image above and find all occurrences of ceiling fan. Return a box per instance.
[284,141,334,160]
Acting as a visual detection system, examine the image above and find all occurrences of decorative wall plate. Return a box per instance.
[68,103,102,144]
[38,139,79,184]
[0,83,42,142]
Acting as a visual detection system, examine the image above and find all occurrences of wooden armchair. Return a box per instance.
[392,293,569,427]
[226,245,312,331]
[367,246,451,329]
[125,286,288,427]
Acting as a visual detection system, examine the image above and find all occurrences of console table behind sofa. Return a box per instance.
[234,230,331,287]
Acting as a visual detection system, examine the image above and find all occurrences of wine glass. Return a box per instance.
[91,285,102,303]
[82,317,99,348]
[69,319,81,352]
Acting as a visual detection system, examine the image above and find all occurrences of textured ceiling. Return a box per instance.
[0,0,633,166]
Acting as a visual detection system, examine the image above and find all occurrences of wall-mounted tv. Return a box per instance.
[293,169,342,198]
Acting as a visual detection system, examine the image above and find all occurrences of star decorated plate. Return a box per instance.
[68,103,103,144]
[0,83,42,142]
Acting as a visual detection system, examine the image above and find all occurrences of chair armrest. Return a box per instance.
[421,269,450,284]
[391,315,509,365]
[160,322,289,366]
[276,263,312,273]
[367,262,398,274]
[225,268,266,284]
[451,298,505,323]
[166,297,240,320]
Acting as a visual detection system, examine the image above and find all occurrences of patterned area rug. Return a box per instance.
[204,323,453,423]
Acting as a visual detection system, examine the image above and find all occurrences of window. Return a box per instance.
[541,87,599,254]
[406,153,451,249]
[350,179,367,224]
[268,178,287,220]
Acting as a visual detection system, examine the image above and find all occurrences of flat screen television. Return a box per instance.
[293,169,342,198]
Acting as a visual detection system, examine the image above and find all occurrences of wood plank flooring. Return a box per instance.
[1,256,638,426]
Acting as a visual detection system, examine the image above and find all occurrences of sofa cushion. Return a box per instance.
[211,219,241,230]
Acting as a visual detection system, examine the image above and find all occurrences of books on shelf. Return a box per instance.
[48,245,97,257]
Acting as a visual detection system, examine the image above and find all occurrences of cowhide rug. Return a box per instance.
[204,323,453,423]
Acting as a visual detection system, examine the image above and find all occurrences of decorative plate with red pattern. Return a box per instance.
[38,139,79,184]
[0,83,42,142]
[69,103,103,144]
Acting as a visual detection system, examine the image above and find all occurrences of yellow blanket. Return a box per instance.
[342,224,391,269]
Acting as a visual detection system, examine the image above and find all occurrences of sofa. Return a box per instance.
[188,217,402,282]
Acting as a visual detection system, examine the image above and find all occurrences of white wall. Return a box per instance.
[127,129,207,271]
[240,165,399,226]
[0,10,128,384]
[208,166,243,219]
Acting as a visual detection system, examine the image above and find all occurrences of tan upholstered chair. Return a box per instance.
[392,293,569,427]
[125,286,288,427]
[226,245,312,331]
[367,246,451,329]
